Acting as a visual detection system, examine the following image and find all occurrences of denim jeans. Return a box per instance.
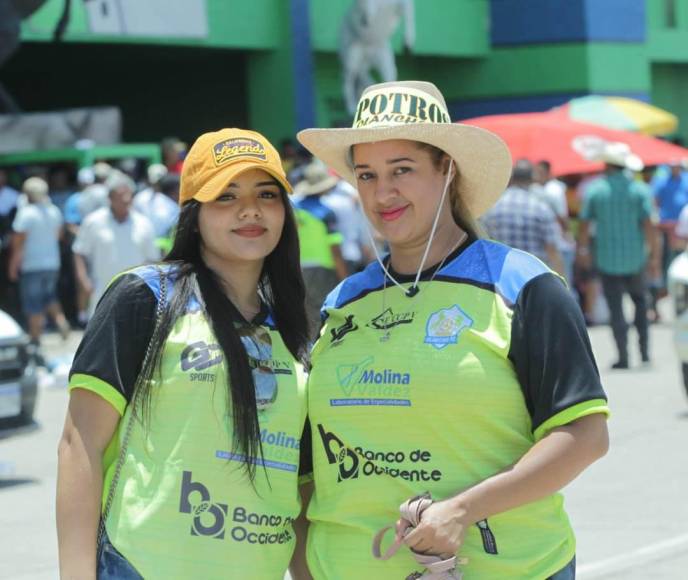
[97,531,143,580]
[548,556,576,580]
[19,269,59,315]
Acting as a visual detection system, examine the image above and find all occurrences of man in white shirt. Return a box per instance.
[77,162,111,219]
[133,163,180,239]
[534,161,569,219]
[534,160,576,287]
[73,173,159,315]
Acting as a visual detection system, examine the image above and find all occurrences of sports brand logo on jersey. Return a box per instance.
[366,307,415,331]
[213,138,267,166]
[424,305,473,350]
[181,341,223,372]
[330,314,358,346]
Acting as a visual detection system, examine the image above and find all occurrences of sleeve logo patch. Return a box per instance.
[424,305,473,350]
[213,138,267,166]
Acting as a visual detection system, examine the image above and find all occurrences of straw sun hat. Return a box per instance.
[294,159,339,196]
[574,137,645,172]
[297,80,512,217]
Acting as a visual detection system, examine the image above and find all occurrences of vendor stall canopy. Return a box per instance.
[552,96,679,137]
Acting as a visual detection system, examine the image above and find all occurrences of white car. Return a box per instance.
[668,251,688,399]
[0,308,38,428]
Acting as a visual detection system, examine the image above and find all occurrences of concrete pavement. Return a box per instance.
[1,307,687,579]
[568,307,688,579]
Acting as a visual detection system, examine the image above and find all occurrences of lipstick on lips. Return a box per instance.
[233,225,267,238]
[379,205,409,222]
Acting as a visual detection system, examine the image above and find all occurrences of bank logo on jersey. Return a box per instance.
[179,471,229,539]
[317,424,443,484]
[366,307,415,330]
[424,305,473,350]
[330,314,358,346]
[317,424,360,481]
[179,471,295,543]
[332,356,411,406]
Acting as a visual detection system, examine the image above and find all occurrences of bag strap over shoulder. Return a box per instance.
[96,267,168,549]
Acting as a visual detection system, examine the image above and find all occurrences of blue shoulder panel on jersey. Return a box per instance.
[131,264,277,327]
[322,260,385,312]
[129,264,202,312]
[130,264,167,300]
[497,247,551,306]
[322,241,550,312]
[437,240,551,306]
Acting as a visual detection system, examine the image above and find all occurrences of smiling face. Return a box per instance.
[351,139,457,250]
[198,168,286,267]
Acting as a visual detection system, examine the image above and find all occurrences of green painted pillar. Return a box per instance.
[247,0,316,144]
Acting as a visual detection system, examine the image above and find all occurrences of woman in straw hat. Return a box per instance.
[57,129,312,579]
[298,81,609,579]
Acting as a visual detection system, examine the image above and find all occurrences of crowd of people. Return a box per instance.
[1,130,686,369]
[0,155,181,352]
[0,137,379,351]
[1,127,685,369]
[481,147,688,369]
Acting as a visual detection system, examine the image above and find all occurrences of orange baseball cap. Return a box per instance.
[179,128,292,205]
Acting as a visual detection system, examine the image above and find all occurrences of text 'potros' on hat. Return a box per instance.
[297,81,512,217]
[179,128,292,206]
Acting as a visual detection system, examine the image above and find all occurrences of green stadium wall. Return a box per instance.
[10,0,688,144]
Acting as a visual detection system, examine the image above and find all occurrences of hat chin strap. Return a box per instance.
[357,160,454,298]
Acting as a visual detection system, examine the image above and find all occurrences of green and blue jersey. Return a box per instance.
[306,239,608,579]
[68,265,308,579]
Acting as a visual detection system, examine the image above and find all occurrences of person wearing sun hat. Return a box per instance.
[57,128,313,579]
[298,81,610,579]
[578,141,660,369]
[293,159,349,337]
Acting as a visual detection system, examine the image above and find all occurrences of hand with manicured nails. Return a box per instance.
[395,498,469,559]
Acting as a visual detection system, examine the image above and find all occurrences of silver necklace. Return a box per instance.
[379,231,468,343]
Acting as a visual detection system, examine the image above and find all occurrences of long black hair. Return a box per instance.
[131,190,309,482]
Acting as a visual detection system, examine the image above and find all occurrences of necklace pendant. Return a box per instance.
[380,331,391,343]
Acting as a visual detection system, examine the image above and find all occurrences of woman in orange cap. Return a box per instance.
[57,129,312,579]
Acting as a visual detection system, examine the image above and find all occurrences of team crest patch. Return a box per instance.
[424,305,473,350]
[213,138,267,166]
